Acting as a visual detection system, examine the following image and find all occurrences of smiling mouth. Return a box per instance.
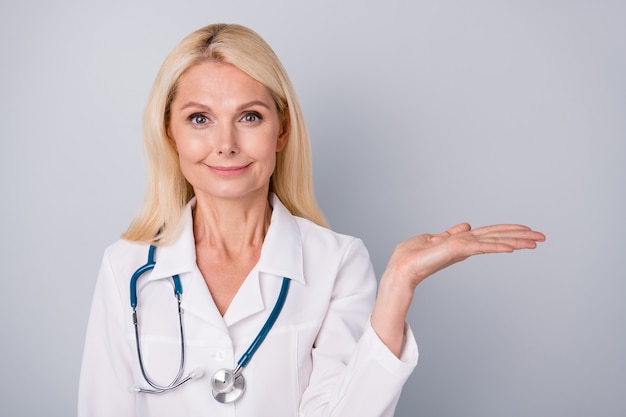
[207,163,251,176]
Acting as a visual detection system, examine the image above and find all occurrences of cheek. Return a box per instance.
[173,136,207,162]
[254,142,279,172]
[250,129,282,158]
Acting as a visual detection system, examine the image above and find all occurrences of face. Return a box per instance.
[168,62,288,204]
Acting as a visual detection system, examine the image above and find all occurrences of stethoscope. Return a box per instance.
[129,245,290,403]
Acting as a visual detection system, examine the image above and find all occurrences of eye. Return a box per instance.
[189,113,210,125]
[240,112,262,123]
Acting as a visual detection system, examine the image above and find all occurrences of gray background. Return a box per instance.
[1,0,624,416]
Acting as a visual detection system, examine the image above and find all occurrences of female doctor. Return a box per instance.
[78,23,545,417]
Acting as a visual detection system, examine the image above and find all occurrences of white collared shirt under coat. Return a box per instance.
[79,194,418,416]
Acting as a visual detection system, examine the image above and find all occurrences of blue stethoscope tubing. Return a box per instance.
[130,245,187,393]
[129,244,291,401]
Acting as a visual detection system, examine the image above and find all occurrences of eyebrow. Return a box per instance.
[178,100,272,112]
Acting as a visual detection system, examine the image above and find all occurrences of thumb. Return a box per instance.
[444,223,471,236]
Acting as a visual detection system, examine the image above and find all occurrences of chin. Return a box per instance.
[195,185,270,202]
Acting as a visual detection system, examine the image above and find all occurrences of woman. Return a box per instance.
[78,23,544,416]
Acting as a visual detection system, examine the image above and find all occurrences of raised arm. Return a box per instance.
[371,223,546,357]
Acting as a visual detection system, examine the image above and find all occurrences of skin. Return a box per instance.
[168,61,546,355]
[168,62,288,315]
[371,223,545,356]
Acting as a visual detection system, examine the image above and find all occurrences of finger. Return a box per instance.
[463,241,517,255]
[470,224,532,236]
[479,242,518,253]
[443,223,471,236]
[480,237,540,250]
[443,241,515,261]
[427,223,471,245]
[478,229,546,242]
[449,235,540,259]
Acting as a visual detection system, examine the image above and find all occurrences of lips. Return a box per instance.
[207,163,251,177]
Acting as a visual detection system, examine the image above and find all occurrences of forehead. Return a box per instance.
[173,62,274,107]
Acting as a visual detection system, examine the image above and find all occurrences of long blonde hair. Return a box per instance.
[123,23,327,244]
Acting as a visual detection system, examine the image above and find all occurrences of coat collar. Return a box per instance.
[149,193,305,285]
[258,194,305,284]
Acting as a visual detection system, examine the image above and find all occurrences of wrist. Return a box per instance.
[371,271,417,358]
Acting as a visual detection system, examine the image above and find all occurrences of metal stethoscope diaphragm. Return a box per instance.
[129,245,290,403]
[211,366,246,403]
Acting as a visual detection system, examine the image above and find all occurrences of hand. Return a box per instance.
[384,223,546,289]
[371,223,545,357]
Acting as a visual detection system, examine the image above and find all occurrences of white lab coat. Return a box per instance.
[79,194,417,416]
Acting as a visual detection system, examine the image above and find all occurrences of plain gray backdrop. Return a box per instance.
[1,0,624,416]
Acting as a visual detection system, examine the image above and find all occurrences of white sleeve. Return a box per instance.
[78,249,136,417]
[300,239,418,417]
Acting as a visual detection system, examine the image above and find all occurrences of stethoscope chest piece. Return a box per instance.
[211,368,245,403]
[130,245,291,402]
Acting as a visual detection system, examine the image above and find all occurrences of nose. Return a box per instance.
[214,122,238,156]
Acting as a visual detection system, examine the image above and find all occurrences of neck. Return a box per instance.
[192,192,272,256]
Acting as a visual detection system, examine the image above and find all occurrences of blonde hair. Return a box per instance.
[123,23,327,245]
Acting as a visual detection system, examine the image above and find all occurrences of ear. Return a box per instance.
[276,116,290,152]
[166,125,178,153]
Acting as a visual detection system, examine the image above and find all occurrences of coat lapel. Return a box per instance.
[223,194,305,327]
[142,194,306,330]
